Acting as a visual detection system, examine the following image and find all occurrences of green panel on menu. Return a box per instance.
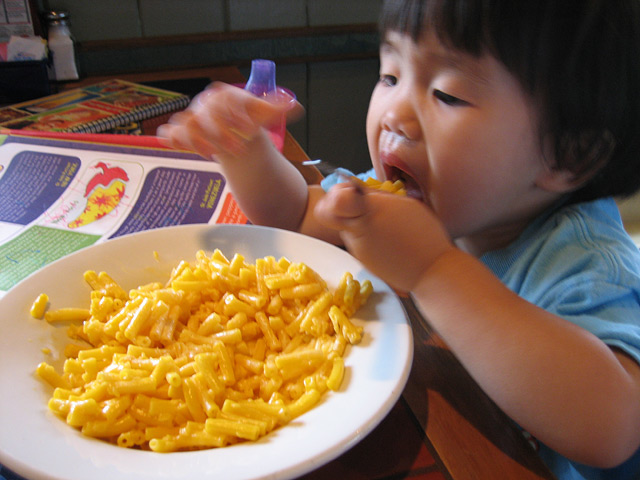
[0,226,99,291]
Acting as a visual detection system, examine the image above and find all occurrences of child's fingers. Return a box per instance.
[156,112,196,151]
[285,99,305,123]
[158,110,248,159]
[244,88,301,129]
[158,82,297,159]
[193,84,260,139]
[157,113,218,158]
[195,83,295,145]
[314,183,368,229]
[317,188,450,291]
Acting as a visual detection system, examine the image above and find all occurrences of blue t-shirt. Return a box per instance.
[481,197,640,480]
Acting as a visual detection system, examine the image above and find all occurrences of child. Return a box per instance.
[158,0,640,478]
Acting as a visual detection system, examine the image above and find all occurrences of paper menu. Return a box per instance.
[0,133,248,295]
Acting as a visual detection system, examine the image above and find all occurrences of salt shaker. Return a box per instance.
[46,10,79,81]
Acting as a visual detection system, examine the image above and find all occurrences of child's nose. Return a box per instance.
[380,95,421,141]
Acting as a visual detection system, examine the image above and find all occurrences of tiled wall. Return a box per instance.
[45,0,382,42]
[39,0,383,173]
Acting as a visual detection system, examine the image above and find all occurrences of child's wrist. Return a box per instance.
[410,247,470,297]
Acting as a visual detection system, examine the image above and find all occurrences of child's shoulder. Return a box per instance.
[488,196,640,369]
[483,197,640,296]
[517,197,637,263]
[550,197,638,259]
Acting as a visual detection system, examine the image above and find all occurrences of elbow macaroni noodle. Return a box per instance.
[352,177,406,195]
[34,249,372,452]
[30,293,49,319]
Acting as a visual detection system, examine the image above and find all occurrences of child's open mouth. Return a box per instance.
[379,132,425,202]
[386,166,423,200]
[380,155,425,202]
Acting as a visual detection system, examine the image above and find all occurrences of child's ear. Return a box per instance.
[536,130,614,193]
[535,168,585,193]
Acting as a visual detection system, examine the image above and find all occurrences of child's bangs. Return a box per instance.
[379,0,487,56]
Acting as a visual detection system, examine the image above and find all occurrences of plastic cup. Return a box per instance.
[233,83,296,152]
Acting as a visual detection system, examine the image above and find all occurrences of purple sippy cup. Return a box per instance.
[244,59,295,152]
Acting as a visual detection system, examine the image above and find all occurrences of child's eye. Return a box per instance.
[379,75,397,87]
[433,89,466,106]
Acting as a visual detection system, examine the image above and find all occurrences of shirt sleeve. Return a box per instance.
[539,272,640,365]
[482,199,640,365]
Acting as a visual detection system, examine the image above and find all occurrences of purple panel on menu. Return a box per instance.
[0,150,80,225]
[110,167,225,238]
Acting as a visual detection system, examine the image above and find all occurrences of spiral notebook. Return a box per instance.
[0,79,190,135]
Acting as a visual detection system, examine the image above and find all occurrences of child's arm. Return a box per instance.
[412,250,640,469]
[315,183,640,469]
[158,82,337,240]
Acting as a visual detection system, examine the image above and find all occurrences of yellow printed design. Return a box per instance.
[35,250,372,452]
[68,180,126,229]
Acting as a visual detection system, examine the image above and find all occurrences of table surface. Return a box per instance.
[3,66,557,480]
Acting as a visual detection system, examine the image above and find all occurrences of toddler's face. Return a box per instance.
[366,31,563,252]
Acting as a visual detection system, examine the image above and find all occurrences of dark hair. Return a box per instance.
[380,0,640,202]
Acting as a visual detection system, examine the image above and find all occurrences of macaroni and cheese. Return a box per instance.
[35,249,372,452]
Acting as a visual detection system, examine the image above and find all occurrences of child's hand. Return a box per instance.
[157,82,301,160]
[314,182,455,292]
